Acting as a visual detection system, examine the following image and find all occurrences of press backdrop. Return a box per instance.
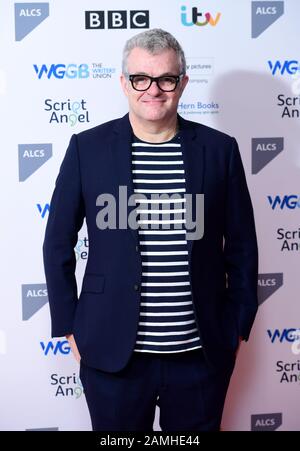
[1,0,299,431]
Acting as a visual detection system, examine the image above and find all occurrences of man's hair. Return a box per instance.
[122,28,186,76]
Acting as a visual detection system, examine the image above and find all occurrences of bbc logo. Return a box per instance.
[85,10,150,29]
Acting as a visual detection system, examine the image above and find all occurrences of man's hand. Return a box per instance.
[66,334,81,363]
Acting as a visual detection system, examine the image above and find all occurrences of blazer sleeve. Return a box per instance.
[224,137,258,341]
[43,134,85,337]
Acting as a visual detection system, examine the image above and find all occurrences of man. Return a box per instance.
[43,29,258,431]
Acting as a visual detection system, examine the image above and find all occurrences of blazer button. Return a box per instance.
[134,284,139,291]
[135,245,139,252]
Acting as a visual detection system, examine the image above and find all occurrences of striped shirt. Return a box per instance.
[131,133,202,354]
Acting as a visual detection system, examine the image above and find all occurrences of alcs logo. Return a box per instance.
[251,1,284,38]
[181,6,221,26]
[19,143,52,181]
[268,195,300,210]
[268,60,300,76]
[22,283,48,321]
[15,3,49,41]
[251,413,282,431]
[252,137,284,174]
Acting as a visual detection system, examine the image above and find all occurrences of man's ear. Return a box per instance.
[178,74,189,97]
[120,74,129,97]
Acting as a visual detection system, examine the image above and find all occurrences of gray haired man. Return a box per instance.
[44,28,258,431]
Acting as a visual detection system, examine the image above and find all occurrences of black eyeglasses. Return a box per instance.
[128,74,183,92]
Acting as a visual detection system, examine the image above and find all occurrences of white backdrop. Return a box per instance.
[1,0,299,431]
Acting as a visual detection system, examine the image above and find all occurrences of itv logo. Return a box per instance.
[181,5,221,26]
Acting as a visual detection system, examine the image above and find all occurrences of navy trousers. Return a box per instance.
[79,348,235,431]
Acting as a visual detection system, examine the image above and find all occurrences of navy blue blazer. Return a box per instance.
[43,113,258,372]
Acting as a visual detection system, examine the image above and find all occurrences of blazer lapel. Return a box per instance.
[179,115,205,261]
[111,114,139,247]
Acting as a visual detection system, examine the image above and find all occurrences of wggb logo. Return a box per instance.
[37,203,50,218]
[268,195,300,210]
[251,1,284,38]
[268,60,300,76]
[34,63,116,80]
[15,3,49,41]
[268,329,300,343]
[85,10,149,29]
[33,62,116,80]
[180,5,221,27]
[40,340,71,356]
[34,64,89,79]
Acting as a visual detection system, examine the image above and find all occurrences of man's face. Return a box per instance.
[120,47,188,125]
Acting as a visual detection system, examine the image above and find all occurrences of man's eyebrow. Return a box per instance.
[159,72,179,77]
[131,72,150,76]
[130,72,179,77]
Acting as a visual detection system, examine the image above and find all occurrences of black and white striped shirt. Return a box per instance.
[131,133,202,354]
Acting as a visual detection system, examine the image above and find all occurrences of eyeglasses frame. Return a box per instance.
[127,73,184,92]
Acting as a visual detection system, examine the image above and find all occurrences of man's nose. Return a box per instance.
[147,80,162,96]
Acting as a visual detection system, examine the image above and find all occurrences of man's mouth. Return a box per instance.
[142,99,165,104]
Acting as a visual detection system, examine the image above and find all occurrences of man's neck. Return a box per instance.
[129,114,178,143]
